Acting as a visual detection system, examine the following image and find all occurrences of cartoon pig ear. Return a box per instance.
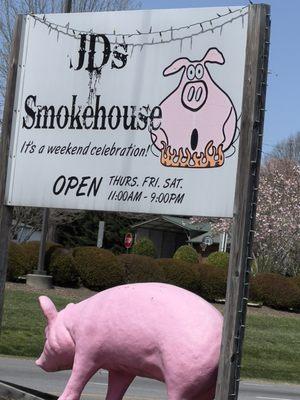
[202,48,225,65]
[38,296,57,323]
[163,58,189,76]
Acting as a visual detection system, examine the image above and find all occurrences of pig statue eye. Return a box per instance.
[186,65,195,81]
[195,64,204,80]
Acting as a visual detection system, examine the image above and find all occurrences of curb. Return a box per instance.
[0,381,57,400]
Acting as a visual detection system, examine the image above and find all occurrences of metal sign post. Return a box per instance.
[29,0,74,289]
[215,4,271,400]
[97,221,105,248]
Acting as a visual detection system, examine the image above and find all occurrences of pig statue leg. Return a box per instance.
[201,386,216,400]
[58,352,99,400]
[184,382,216,400]
[166,386,183,400]
[105,370,135,400]
[167,385,215,400]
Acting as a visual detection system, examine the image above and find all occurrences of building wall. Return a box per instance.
[135,228,187,258]
[15,227,41,243]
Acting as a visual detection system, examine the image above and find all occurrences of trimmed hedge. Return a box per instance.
[291,275,300,290]
[6,242,29,281]
[131,237,156,257]
[19,241,62,273]
[48,252,79,288]
[197,263,227,301]
[173,245,199,263]
[118,254,164,283]
[45,242,63,267]
[73,247,125,291]
[250,273,300,311]
[158,258,199,293]
[207,251,230,269]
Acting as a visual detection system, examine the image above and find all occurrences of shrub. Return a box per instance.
[6,242,29,281]
[19,241,39,272]
[117,254,164,283]
[49,252,79,288]
[157,258,199,293]
[197,263,227,302]
[73,247,125,291]
[207,251,230,269]
[131,237,156,257]
[19,241,62,272]
[173,245,199,263]
[250,273,300,311]
[44,242,63,267]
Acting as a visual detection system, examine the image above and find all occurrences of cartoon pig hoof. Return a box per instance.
[150,128,168,151]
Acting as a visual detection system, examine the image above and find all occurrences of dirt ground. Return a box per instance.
[5,282,300,319]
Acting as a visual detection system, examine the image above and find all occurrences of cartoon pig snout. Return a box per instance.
[181,63,207,111]
[181,80,207,111]
[163,60,209,112]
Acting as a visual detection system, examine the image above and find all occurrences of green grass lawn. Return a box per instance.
[0,288,299,384]
[242,313,300,383]
[0,289,69,358]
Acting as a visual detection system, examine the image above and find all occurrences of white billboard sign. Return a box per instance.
[5,6,248,217]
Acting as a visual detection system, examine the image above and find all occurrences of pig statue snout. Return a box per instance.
[36,296,75,373]
[35,355,56,372]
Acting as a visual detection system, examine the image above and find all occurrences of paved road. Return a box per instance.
[0,357,299,400]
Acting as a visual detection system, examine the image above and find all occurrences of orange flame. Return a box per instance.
[160,140,224,168]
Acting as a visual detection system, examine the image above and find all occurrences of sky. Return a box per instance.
[140,0,300,155]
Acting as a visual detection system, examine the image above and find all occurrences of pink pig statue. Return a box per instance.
[36,283,223,400]
[150,47,237,168]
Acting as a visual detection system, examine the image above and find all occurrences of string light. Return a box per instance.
[29,5,248,47]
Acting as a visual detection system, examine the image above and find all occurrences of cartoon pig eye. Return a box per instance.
[195,64,204,80]
[186,65,195,81]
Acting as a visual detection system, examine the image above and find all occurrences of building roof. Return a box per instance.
[131,215,210,234]
[189,232,231,245]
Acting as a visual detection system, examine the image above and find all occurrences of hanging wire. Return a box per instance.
[29,5,248,46]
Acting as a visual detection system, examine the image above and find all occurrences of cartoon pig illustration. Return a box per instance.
[36,282,223,400]
[150,47,237,168]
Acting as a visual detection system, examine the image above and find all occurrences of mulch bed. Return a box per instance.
[5,282,96,302]
[5,282,299,319]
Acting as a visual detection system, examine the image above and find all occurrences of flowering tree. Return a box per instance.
[192,157,300,276]
[254,158,299,275]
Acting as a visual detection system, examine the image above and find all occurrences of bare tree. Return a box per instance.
[267,131,300,164]
[0,0,140,116]
[11,207,85,242]
[1,0,140,241]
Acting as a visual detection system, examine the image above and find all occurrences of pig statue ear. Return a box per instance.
[163,58,189,76]
[38,296,57,323]
[202,48,225,65]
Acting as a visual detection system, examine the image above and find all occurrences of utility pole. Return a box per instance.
[64,0,72,13]
[0,15,23,327]
[215,4,270,400]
